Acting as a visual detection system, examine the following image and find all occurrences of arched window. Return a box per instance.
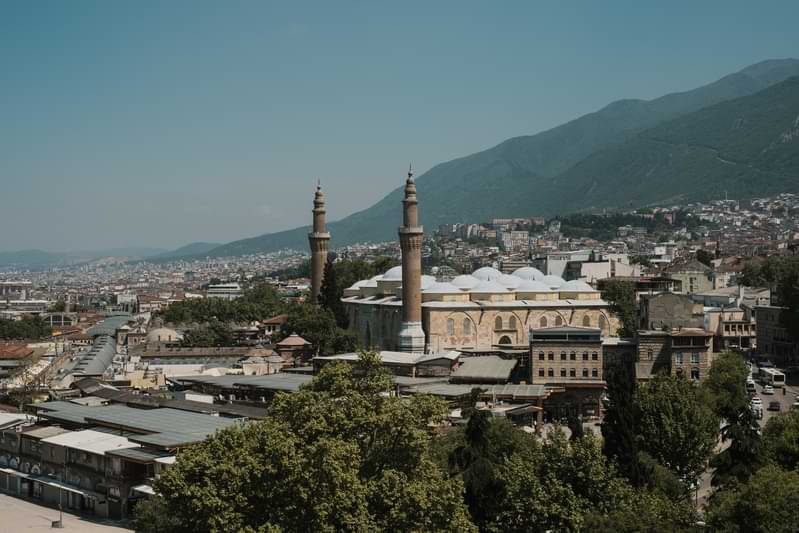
[538,351,545,360]
[691,368,700,380]
[592,368,599,378]
[498,335,512,345]
[548,368,554,377]
[463,318,471,336]
[539,316,548,328]
[539,368,545,377]
[509,316,517,330]
[447,319,455,336]
[560,368,567,377]
[570,351,576,361]
[495,316,503,330]
[582,315,591,327]
[570,368,576,377]
[555,316,563,326]
[582,368,589,378]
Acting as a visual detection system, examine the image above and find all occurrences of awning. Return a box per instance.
[132,484,156,496]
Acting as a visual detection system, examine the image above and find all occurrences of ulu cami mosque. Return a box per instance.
[309,168,620,355]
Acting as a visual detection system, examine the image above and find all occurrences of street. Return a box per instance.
[0,494,132,532]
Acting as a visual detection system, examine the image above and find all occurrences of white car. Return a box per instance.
[751,396,763,406]
[763,385,775,395]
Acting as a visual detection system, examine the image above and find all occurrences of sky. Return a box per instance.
[1,1,798,252]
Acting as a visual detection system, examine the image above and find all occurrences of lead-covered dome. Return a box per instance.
[542,275,565,289]
[512,267,544,281]
[472,267,503,282]
[514,279,552,292]
[560,280,595,292]
[451,275,480,290]
[382,266,403,280]
[498,274,522,289]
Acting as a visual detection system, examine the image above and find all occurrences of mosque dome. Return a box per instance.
[146,327,181,343]
[421,275,436,290]
[497,274,522,289]
[382,266,403,281]
[512,266,544,281]
[542,275,566,289]
[451,275,479,289]
[560,280,596,292]
[514,279,552,292]
[470,280,509,293]
[423,282,462,294]
[472,267,503,282]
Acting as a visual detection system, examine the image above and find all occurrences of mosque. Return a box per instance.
[309,168,620,354]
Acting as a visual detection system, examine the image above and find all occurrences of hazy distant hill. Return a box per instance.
[207,59,799,256]
[0,249,67,268]
[546,75,799,211]
[154,242,221,259]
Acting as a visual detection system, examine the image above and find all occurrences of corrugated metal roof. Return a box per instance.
[41,429,140,455]
[450,356,517,382]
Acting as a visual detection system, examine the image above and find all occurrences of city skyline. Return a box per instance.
[2,1,799,251]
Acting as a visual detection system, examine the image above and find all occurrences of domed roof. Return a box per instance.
[514,279,552,292]
[542,275,565,289]
[560,280,596,292]
[346,279,369,291]
[361,278,379,288]
[512,266,544,281]
[423,282,462,294]
[382,266,403,281]
[497,274,522,289]
[472,266,503,282]
[470,280,509,293]
[146,327,181,343]
[451,275,479,289]
[421,275,436,290]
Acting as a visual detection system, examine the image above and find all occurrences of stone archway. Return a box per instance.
[498,335,512,345]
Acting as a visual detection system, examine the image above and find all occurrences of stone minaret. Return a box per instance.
[308,183,330,304]
[398,165,426,353]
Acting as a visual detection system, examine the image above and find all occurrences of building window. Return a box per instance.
[509,316,517,330]
[555,316,563,326]
[539,351,545,361]
[592,368,599,378]
[548,368,554,377]
[570,351,576,360]
[539,316,548,328]
[560,351,567,361]
[561,368,567,377]
[690,353,699,364]
[675,353,683,364]
[591,352,598,361]
[495,316,503,330]
[463,319,471,336]
[582,368,589,378]
[539,368,545,377]
[647,349,653,361]
[691,368,700,380]
[582,352,588,361]
[447,319,454,336]
[570,368,576,377]
[548,352,554,361]
[582,315,591,327]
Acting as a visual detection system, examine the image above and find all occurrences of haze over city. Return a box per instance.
[2,0,798,251]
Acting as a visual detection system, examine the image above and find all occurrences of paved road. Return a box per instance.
[0,494,132,532]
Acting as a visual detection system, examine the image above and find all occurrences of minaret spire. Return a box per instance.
[398,164,425,353]
[308,181,330,305]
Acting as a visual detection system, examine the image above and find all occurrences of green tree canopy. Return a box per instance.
[761,410,799,471]
[707,465,799,533]
[635,375,719,483]
[703,351,750,422]
[137,352,475,533]
[600,280,638,337]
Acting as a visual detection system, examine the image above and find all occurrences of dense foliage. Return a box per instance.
[600,280,637,337]
[0,316,51,340]
[135,353,475,533]
[162,283,283,324]
[738,256,799,340]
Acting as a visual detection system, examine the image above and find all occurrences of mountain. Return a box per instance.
[207,59,799,256]
[0,249,67,268]
[154,242,221,259]
[547,75,799,211]
[0,246,168,269]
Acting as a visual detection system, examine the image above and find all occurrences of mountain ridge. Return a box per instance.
[206,58,799,257]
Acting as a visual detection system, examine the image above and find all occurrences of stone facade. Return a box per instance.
[308,184,330,304]
[756,305,799,365]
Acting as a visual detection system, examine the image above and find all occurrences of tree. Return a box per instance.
[703,351,750,422]
[600,280,638,337]
[0,316,51,340]
[584,489,698,533]
[137,352,476,533]
[280,302,358,355]
[319,258,349,328]
[180,319,235,347]
[761,410,799,471]
[635,375,719,483]
[710,406,764,489]
[707,466,799,533]
[776,259,799,341]
[601,358,643,485]
[696,249,714,267]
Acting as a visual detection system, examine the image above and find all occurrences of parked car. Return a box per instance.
[751,396,763,406]
[768,401,781,412]
[792,400,799,411]
[752,405,764,419]
[763,385,775,395]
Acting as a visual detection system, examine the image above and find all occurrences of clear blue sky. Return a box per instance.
[1,1,797,252]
